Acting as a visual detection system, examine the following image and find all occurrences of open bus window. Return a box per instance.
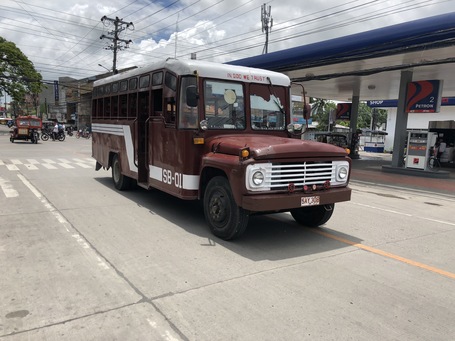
[203,80,245,130]
[250,84,286,131]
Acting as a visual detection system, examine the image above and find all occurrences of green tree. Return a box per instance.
[310,98,336,131]
[357,103,387,130]
[310,100,387,131]
[0,36,43,103]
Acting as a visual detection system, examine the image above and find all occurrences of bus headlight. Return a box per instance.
[246,163,271,191]
[252,171,264,185]
[336,165,348,181]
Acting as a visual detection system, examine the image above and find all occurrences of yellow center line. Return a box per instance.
[313,229,455,280]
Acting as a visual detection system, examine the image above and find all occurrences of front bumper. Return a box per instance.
[241,186,351,212]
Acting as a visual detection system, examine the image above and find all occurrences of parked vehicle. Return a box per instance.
[66,126,75,136]
[10,116,41,144]
[304,131,351,154]
[76,128,91,139]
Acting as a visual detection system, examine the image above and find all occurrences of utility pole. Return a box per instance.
[261,4,273,54]
[100,16,134,74]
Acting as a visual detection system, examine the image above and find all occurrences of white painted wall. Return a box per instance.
[384,107,454,152]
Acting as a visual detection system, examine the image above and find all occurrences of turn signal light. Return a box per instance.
[241,148,250,159]
[193,137,205,145]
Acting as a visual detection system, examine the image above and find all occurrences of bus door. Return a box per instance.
[137,90,150,184]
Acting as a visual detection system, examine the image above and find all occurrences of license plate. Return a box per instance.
[301,196,320,206]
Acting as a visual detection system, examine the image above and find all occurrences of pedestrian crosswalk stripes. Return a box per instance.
[0,158,94,171]
[0,176,19,198]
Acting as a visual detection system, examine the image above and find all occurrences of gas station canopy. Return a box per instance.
[229,12,455,102]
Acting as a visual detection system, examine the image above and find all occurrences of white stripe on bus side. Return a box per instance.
[149,166,200,191]
[94,123,199,189]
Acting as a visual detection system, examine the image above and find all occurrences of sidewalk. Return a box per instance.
[351,151,455,196]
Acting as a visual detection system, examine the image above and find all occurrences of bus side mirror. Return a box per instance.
[186,85,198,107]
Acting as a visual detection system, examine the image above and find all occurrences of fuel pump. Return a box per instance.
[405,131,437,170]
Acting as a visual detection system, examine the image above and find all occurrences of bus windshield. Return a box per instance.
[204,80,245,130]
[250,83,286,131]
[203,80,287,131]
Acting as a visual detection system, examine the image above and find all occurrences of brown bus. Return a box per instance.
[92,59,351,240]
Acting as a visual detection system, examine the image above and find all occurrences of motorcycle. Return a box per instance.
[41,130,65,141]
[76,128,91,139]
[66,126,74,136]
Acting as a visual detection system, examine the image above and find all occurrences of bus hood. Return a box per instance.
[206,134,349,159]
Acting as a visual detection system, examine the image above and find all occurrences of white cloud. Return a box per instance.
[0,0,453,83]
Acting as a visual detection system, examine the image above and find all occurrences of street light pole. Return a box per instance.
[98,64,111,73]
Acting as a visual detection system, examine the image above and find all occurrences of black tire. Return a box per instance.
[112,155,132,190]
[41,133,49,141]
[58,133,65,141]
[290,204,335,227]
[203,176,248,240]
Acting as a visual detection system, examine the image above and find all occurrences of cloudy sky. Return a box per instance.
[1,0,454,86]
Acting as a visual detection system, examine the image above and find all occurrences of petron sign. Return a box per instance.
[335,103,351,120]
[405,80,443,113]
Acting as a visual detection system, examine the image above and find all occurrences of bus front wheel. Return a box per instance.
[290,204,334,227]
[112,154,132,190]
[203,176,249,240]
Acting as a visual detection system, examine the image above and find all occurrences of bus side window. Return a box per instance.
[104,97,111,118]
[152,89,163,116]
[119,94,127,118]
[179,76,198,129]
[128,93,137,119]
[165,97,176,124]
[138,91,149,118]
[112,96,119,119]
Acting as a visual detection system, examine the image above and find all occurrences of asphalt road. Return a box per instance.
[1,129,455,340]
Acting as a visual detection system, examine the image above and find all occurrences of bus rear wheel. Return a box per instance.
[112,154,132,190]
[203,176,249,240]
[290,204,335,227]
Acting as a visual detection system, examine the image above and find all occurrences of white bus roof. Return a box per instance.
[94,59,290,87]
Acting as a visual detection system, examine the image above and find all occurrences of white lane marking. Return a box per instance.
[59,163,74,169]
[24,164,39,170]
[16,173,110,270]
[42,163,57,170]
[11,159,22,165]
[58,158,71,163]
[75,163,91,169]
[0,177,19,198]
[73,158,86,163]
[6,164,19,171]
[350,202,455,227]
[42,159,56,164]
[27,159,39,164]
[0,160,4,166]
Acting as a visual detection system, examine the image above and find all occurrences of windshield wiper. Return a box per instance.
[266,77,285,114]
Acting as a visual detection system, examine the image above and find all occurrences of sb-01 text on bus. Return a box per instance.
[91,59,351,240]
